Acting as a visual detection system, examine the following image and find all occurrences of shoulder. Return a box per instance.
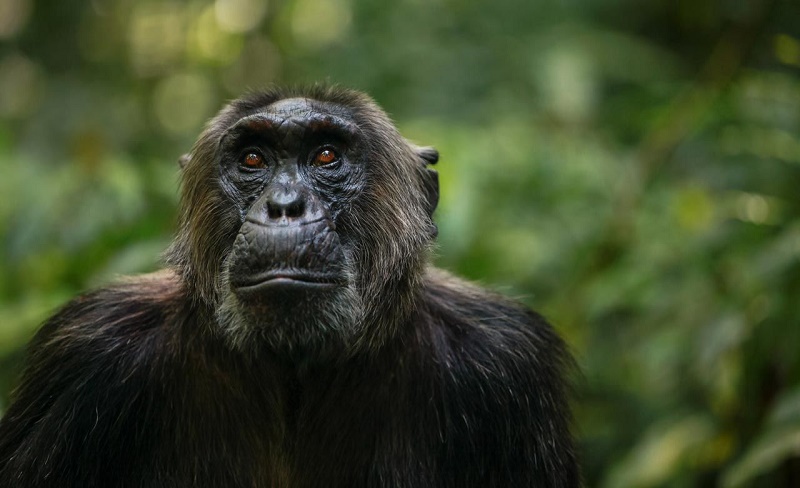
[6,267,185,394]
[420,267,571,369]
[0,269,184,484]
[417,268,579,486]
[28,269,184,359]
[13,268,185,407]
[42,269,184,335]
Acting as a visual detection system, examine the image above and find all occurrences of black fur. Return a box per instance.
[0,86,579,487]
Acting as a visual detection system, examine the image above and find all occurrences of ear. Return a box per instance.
[422,167,439,218]
[416,146,439,238]
[417,146,439,165]
[178,153,191,169]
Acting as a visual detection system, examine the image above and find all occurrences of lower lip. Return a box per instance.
[234,276,341,293]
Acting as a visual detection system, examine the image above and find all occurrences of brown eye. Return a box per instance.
[313,148,339,167]
[242,152,264,168]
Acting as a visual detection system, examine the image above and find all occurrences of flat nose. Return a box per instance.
[266,187,305,221]
[247,175,326,227]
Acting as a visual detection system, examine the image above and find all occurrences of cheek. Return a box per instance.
[218,178,267,225]
[200,180,252,242]
[319,174,365,223]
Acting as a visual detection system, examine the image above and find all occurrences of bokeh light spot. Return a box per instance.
[675,186,714,231]
[153,73,215,136]
[290,0,351,50]
[774,34,800,67]
[538,46,597,123]
[0,0,31,39]
[190,6,244,66]
[128,4,186,77]
[215,0,268,33]
[736,193,770,224]
[0,54,42,118]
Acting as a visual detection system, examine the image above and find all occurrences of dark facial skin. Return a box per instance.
[222,99,358,288]
[215,98,370,356]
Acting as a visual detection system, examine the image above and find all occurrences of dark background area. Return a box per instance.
[1,0,799,485]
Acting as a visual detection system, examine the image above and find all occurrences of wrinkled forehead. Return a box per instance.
[262,97,354,121]
[222,97,361,145]
[266,97,315,117]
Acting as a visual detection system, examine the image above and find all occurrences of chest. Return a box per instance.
[143,368,442,488]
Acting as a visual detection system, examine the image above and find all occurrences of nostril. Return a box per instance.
[266,201,283,220]
[266,190,306,221]
[285,199,305,219]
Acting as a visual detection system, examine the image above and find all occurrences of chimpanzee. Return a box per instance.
[0,86,579,487]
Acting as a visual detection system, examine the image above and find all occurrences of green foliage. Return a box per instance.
[1,0,799,484]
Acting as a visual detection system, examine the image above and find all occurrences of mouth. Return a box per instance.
[233,271,345,294]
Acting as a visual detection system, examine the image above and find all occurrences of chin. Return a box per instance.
[216,274,364,358]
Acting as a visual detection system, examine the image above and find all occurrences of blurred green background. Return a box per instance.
[1,0,799,485]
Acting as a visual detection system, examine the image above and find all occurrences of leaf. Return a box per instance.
[602,415,716,488]
[722,387,800,487]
